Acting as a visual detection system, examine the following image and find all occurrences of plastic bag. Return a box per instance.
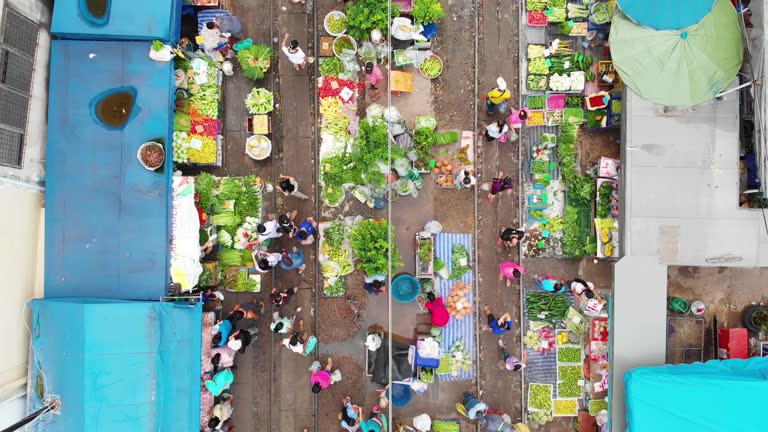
[413,414,431,432]
[383,106,401,122]
[149,44,175,62]
[415,116,437,131]
[358,42,377,63]
[393,157,412,177]
[331,369,343,383]
[341,55,361,76]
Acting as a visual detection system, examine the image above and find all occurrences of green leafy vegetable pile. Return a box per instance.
[412,0,445,25]
[346,0,400,41]
[557,347,583,364]
[235,270,258,292]
[195,172,218,211]
[449,244,471,279]
[557,380,582,398]
[558,365,583,381]
[349,219,402,276]
[323,277,346,296]
[589,399,608,416]
[597,182,615,218]
[414,128,434,169]
[236,44,274,80]
[565,95,583,108]
[528,384,553,411]
[319,57,344,77]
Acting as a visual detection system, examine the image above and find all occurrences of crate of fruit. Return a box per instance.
[527,10,548,26]
[545,110,564,126]
[609,96,622,126]
[557,344,584,364]
[526,110,546,126]
[557,364,585,383]
[527,383,553,412]
[553,399,579,417]
[557,379,584,399]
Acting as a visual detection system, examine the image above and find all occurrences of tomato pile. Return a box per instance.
[318,77,364,102]
[527,10,548,26]
[190,117,219,139]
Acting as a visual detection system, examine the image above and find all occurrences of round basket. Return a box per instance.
[387,384,413,407]
[392,274,420,303]
[245,135,272,160]
[321,185,346,207]
[333,35,357,59]
[323,11,347,37]
[137,141,165,171]
[418,55,443,79]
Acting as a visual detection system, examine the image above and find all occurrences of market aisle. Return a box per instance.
[475,0,524,421]
[272,1,318,432]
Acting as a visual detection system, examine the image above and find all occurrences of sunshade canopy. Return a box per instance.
[609,0,743,106]
[625,357,768,431]
[617,0,717,30]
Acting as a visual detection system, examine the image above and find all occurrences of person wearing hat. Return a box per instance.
[481,77,512,115]
[279,247,306,273]
[364,62,384,101]
[370,29,389,64]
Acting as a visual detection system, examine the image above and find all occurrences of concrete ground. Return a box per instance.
[667,266,768,362]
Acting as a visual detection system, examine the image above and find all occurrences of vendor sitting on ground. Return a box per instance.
[461,389,488,421]
[359,409,386,432]
[200,21,228,54]
[533,274,565,293]
[455,168,477,189]
[484,305,513,335]
[499,260,525,287]
[423,292,450,327]
[364,274,386,295]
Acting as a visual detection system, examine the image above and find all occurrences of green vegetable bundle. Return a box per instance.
[527,74,547,90]
[219,248,242,267]
[320,57,344,77]
[566,95,583,108]
[597,182,615,218]
[531,159,550,174]
[557,380,582,398]
[236,44,274,81]
[323,277,346,296]
[548,0,566,7]
[349,219,402,276]
[235,270,258,292]
[412,0,445,25]
[449,244,471,279]
[526,0,546,10]
[432,420,459,432]
[528,58,549,75]
[567,2,589,19]
[245,88,274,114]
[346,0,400,41]
[527,95,545,110]
[548,7,566,23]
[526,292,570,321]
[324,222,346,249]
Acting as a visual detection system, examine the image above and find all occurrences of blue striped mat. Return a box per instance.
[197,10,231,33]
[523,288,575,384]
[435,233,475,382]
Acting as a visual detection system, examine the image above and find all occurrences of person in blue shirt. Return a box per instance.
[461,390,488,420]
[533,274,565,293]
[212,312,243,347]
[296,217,318,245]
[483,305,512,335]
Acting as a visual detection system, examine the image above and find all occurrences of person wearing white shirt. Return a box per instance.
[257,215,283,244]
[281,33,307,71]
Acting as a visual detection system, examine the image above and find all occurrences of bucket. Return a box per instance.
[667,296,690,314]
[691,301,705,316]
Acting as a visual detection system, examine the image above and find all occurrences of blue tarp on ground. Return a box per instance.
[51,0,183,41]
[26,299,202,432]
[625,357,768,432]
[45,40,174,300]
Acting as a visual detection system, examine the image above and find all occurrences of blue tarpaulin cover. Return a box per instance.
[45,40,174,300]
[616,0,717,31]
[52,0,183,41]
[624,357,768,432]
[26,299,202,432]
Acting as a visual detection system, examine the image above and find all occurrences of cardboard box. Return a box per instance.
[319,36,334,57]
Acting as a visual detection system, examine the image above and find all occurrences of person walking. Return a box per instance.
[253,250,282,273]
[271,307,301,334]
[340,397,362,432]
[485,171,514,203]
[423,292,450,327]
[280,247,306,273]
[310,357,337,393]
[257,214,283,245]
[365,62,384,101]
[480,77,511,115]
[498,339,526,372]
[231,299,266,320]
[227,325,258,353]
[281,33,307,71]
[499,260,525,287]
[278,211,299,236]
[296,216,318,245]
[277,175,309,199]
[483,305,513,335]
[280,318,310,354]
[270,286,298,307]
[483,119,509,141]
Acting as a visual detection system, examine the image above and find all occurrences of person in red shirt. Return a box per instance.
[424,292,450,327]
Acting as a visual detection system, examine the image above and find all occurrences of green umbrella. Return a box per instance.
[609,0,743,106]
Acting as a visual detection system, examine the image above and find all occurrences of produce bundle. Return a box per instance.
[446,281,473,320]
[528,384,553,411]
[528,410,554,426]
[323,277,346,296]
[526,0,546,10]
[548,0,566,6]
[189,82,219,118]
[245,88,274,114]
[322,116,350,141]
[528,44,546,59]
[550,39,574,55]
[526,292,570,321]
[566,95,583,108]
[597,181,615,218]
[236,44,274,80]
[527,74,547,91]
[174,112,191,132]
[412,0,445,25]
[173,131,190,163]
[527,10,548,25]
[553,399,578,416]
[420,57,443,78]
[528,58,549,75]
[431,420,459,432]
[449,339,471,376]
[449,244,471,279]
[567,2,589,19]
[546,110,564,126]
[548,73,571,92]
[527,95,545,110]
[187,134,217,164]
[548,7,566,23]
[320,57,344,77]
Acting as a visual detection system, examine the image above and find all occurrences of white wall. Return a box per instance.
[0,0,52,184]
[0,391,26,430]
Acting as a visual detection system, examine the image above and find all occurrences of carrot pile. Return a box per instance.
[446,281,473,320]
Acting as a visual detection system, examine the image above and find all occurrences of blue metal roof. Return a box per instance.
[26,299,202,432]
[52,0,183,41]
[45,40,174,300]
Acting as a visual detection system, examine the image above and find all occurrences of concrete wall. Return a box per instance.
[0,0,51,421]
[611,257,668,432]
[0,0,52,184]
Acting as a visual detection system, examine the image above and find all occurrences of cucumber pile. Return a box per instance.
[526,292,570,321]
